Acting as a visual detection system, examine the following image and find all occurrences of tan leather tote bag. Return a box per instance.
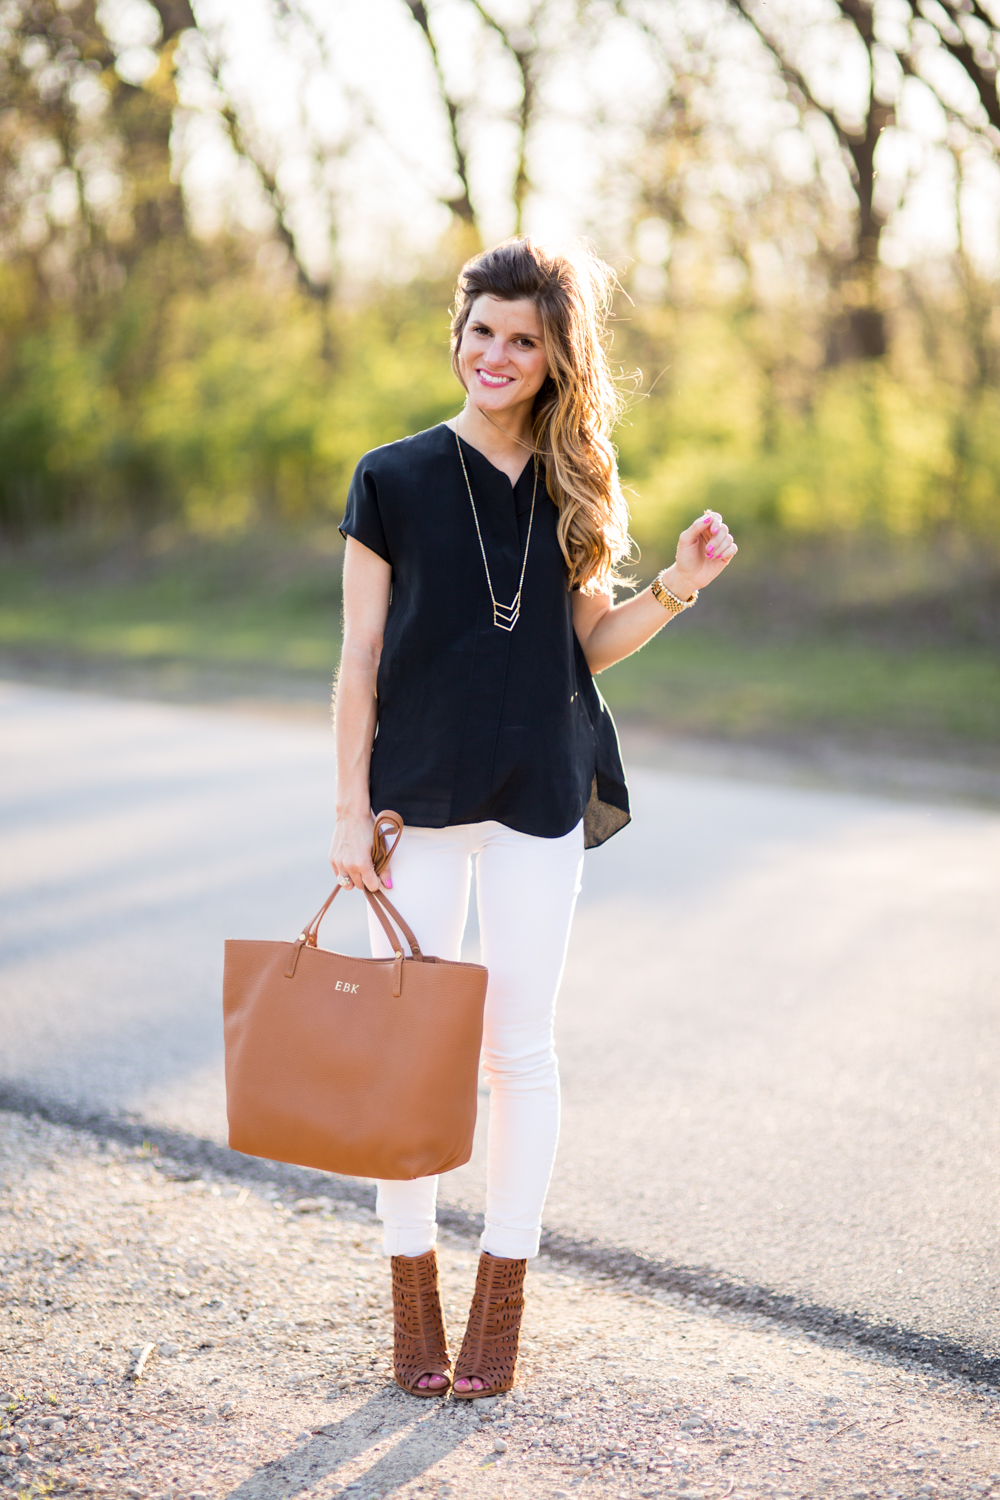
[223,812,488,1180]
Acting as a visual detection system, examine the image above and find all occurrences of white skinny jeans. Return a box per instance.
[368,818,584,1261]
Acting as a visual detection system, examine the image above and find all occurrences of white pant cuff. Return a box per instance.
[480,1224,541,1260]
[380,1225,438,1258]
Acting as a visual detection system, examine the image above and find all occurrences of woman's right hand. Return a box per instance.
[329,810,391,892]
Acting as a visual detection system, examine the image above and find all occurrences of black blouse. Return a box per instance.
[339,423,630,849]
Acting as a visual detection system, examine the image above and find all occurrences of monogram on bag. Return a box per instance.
[222,812,488,1180]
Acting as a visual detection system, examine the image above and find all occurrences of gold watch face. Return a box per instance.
[654,580,684,610]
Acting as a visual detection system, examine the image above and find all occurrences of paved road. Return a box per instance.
[2,680,999,1365]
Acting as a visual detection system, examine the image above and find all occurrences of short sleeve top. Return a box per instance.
[339,423,630,849]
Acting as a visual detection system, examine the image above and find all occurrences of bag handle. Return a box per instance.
[371,811,402,879]
[300,810,423,960]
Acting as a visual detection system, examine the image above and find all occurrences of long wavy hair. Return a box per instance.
[450,238,633,594]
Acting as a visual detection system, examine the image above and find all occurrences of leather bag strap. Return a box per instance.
[300,810,422,959]
[371,811,402,877]
[367,888,423,959]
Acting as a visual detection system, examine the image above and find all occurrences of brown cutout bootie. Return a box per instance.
[390,1248,452,1397]
[452,1251,527,1398]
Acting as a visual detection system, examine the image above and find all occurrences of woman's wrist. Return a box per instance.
[657,564,699,604]
[335,798,373,821]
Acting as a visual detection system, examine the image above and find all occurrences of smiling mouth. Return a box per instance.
[476,369,514,388]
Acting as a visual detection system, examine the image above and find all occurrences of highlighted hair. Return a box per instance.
[451,238,633,594]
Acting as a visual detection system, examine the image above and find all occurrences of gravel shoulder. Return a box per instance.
[3,1110,1000,1500]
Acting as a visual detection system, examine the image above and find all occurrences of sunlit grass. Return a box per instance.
[600,633,1000,747]
[0,593,339,673]
[2,571,998,755]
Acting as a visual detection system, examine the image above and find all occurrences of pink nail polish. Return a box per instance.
[386,877,393,889]
[706,546,714,557]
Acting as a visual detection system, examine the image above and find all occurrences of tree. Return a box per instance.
[0,0,191,321]
[398,0,552,244]
[723,0,1000,359]
[400,0,480,239]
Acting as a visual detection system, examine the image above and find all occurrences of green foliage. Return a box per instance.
[5,270,1000,553]
[616,320,1000,567]
[0,275,460,535]
[2,0,999,562]
[601,632,1000,748]
[0,322,121,529]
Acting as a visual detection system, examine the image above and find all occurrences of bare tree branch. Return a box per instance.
[461,0,545,233]
[400,0,479,234]
[146,0,197,45]
[904,0,1000,133]
[719,0,1000,357]
[205,51,330,301]
[724,0,855,152]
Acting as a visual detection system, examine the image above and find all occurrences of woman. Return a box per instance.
[331,238,737,1400]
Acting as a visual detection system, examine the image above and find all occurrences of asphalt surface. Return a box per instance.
[2,680,999,1372]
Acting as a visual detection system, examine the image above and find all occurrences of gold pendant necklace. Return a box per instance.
[455,432,537,632]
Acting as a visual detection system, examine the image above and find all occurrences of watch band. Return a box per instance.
[651,574,699,615]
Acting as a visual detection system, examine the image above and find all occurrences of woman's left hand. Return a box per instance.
[670,510,738,596]
[575,508,738,673]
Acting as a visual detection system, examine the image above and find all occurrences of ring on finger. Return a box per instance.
[337,874,353,888]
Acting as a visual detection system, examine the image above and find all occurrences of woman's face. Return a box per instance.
[457,294,550,417]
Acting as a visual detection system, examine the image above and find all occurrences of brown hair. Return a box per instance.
[450,237,632,594]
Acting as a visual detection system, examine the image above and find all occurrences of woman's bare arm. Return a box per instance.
[330,537,392,892]
[573,510,737,674]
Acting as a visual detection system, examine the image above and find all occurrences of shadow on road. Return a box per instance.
[225,1390,472,1499]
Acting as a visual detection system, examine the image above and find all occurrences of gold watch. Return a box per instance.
[651,573,699,615]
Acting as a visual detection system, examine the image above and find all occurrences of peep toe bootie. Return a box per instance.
[453,1251,527,1398]
[390,1249,452,1397]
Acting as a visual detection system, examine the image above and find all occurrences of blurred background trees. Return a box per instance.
[1,0,998,650]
